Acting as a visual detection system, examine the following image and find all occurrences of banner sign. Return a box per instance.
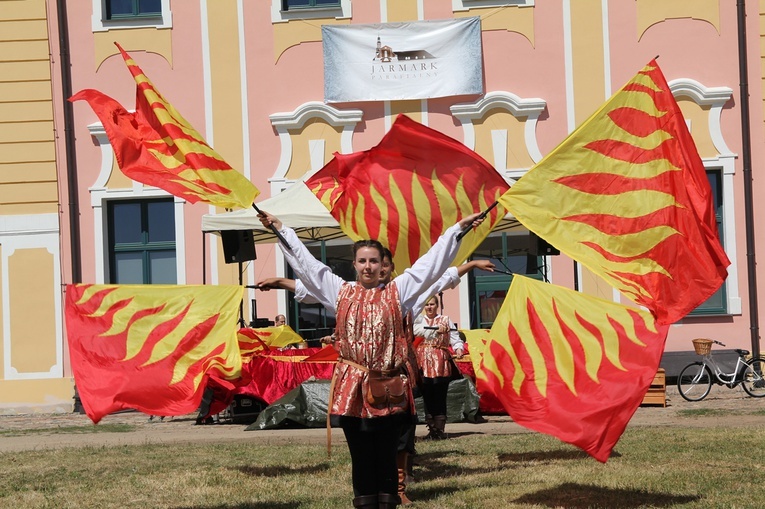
[323,17,483,103]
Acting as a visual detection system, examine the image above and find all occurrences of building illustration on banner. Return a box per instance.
[373,35,434,62]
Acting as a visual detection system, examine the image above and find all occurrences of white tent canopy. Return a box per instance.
[201,181,523,244]
[201,182,347,243]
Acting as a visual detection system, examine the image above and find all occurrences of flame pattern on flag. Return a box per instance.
[70,43,258,209]
[307,115,508,271]
[475,276,668,462]
[501,61,729,324]
[237,326,304,360]
[65,284,243,423]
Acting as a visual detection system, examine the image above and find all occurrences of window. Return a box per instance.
[93,0,172,31]
[285,240,354,341]
[468,233,545,328]
[107,199,177,284]
[271,0,350,23]
[453,0,534,12]
[106,0,161,20]
[690,169,727,315]
[282,0,341,9]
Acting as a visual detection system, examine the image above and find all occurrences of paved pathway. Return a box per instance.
[0,385,762,453]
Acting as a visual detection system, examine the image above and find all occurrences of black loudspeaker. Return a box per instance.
[221,230,256,264]
[228,395,267,424]
[529,232,560,256]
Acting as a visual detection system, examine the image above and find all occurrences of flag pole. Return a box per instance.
[456,201,499,242]
[252,203,292,251]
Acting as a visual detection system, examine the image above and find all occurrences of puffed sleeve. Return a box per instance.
[411,267,460,317]
[277,226,343,313]
[394,223,463,314]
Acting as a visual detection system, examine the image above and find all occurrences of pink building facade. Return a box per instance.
[1,0,764,412]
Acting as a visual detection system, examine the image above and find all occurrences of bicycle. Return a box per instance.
[676,338,765,401]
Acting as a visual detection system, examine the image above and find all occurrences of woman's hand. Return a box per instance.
[254,278,280,291]
[437,323,449,334]
[454,348,465,359]
[257,210,283,231]
[458,212,485,230]
[474,259,495,272]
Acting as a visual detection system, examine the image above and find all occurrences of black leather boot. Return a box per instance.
[378,492,401,508]
[433,415,448,440]
[353,494,378,508]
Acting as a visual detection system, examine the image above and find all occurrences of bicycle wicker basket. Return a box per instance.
[692,338,713,355]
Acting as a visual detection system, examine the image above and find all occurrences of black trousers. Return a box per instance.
[342,416,405,497]
[421,379,449,416]
[397,421,416,454]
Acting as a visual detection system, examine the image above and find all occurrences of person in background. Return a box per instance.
[257,209,483,509]
[413,294,464,440]
[274,314,286,327]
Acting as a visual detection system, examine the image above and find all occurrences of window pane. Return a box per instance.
[108,0,135,16]
[478,289,507,328]
[321,244,355,281]
[315,0,340,5]
[112,202,142,244]
[147,200,175,243]
[138,0,162,14]
[149,251,177,284]
[287,0,312,7]
[114,252,144,283]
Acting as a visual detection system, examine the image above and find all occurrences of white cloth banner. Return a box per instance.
[323,17,483,103]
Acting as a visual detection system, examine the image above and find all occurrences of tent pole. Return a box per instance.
[202,232,207,284]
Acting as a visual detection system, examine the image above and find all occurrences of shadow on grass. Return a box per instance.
[497,448,622,464]
[414,450,502,480]
[232,463,331,477]
[439,431,484,439]
[173,503,299,509]
[515,483,700,508]
[409,484,462,501]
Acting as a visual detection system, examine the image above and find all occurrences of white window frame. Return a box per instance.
[271,0,351,23]
[87,121,186,285]
[453,0,533,12]
[92,0,173,32]
[668,78,740,316]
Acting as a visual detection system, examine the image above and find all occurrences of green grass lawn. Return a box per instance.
[1,425,763,508]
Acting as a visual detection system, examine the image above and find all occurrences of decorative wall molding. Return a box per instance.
[269,102,363,195]
[0,214,62,380]
[451,91,546,179]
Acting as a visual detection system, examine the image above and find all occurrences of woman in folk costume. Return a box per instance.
[257,210,482,509]
[413,294,465,440]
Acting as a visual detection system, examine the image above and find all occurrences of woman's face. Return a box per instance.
[424,297,438,318]
[354,247,382,288]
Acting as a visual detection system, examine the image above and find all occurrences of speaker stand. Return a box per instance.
[238,261,246,328]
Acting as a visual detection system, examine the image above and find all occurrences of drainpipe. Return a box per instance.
[736,0,760,358]
[56,0,82,283]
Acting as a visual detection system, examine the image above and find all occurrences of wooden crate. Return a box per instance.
[641,368,666,407]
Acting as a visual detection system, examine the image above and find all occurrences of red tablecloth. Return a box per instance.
[223,347,506,415]
[236,348,335,404]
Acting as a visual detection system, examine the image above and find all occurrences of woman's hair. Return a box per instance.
[352,239,385,261]
[426,294,440,306]
[382,247,393,263]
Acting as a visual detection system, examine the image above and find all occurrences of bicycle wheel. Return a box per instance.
[677,362,712,401]
[741,358,765,397]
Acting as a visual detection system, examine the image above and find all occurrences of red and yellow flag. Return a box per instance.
[237,325,304,360]
[306,115,509,271]
[70,43,258,209]
[65,284,243,423]
[500,60,729,324]
[477,276,669,462]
